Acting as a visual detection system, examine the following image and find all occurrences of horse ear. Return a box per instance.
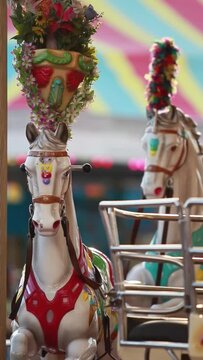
[54,122,69,144]
[26,123,39,144]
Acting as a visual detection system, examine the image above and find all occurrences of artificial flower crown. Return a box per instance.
[10,0,102,132]
[145,38,179,119]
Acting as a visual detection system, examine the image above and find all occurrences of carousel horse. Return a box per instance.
[126,105,203,308]
[9,122,118,360]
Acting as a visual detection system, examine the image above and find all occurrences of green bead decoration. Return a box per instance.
[78,55,94,73]
[33,50,72,65]
[48,78,64,108]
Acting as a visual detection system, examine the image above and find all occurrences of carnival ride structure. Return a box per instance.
[99,197,203,360]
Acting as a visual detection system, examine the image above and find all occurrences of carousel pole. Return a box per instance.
[0,0,7,357]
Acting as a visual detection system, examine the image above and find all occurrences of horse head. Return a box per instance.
[141,106,191,199]
[24,122,70,236]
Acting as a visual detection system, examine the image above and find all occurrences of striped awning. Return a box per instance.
[8,0,203,123]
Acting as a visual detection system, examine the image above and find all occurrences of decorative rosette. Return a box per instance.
[10,0,102,133]
[145,38,179,119]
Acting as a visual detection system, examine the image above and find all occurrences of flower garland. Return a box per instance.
[10,1,102,54]
[13,42,99,132]
[145,38,179,119]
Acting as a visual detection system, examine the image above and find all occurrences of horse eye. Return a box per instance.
[171,145,177,152]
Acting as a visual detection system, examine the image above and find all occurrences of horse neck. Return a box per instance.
[32,182,80,291]
[157,139,203,244]
[173,138,203,210]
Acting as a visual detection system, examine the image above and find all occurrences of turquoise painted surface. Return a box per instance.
[145,225,203,286]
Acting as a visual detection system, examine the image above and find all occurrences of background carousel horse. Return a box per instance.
[126,105,203,309]
[10,122,118,360]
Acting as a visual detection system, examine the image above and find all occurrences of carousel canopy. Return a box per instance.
[8,0,203,123]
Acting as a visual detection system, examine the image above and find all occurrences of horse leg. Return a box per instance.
[65,338,97,360]
[10,328,39,360]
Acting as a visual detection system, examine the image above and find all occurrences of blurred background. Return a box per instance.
[7,0,203,301]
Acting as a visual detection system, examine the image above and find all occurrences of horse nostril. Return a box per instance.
[154,187,162,196]
[53,220,60,229]
[33,220,39,228]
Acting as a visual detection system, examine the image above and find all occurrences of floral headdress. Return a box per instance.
[145,38,179,119]
[10,0,102,132]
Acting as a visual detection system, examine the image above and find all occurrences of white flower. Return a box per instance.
[71,0,84,15]
[25,75,36,87]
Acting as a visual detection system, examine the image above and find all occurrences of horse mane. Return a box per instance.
[177,108,203,154]
[29,128,67,151]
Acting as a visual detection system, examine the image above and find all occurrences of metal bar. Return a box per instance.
[123,282,184,292]
[116,290,184,297]
[122,303,184,315]
[99,198,180,209]
[119,340,188,351]
[192,281,203,288]
[126,314,188,322]
[189,247,203,255]
[0,2,7,358]
[118,252,183,267]
[184,197,203,208]
[166,349,180,360]
[114,208,203,222]
[110,244,182,252]
[180,208,198,311]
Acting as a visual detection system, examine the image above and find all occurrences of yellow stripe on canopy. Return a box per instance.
[89,92,110,115]
[143,0,203,49]
[8,30,16,40]
[8,78,20,104]
[83,0,152,46]
[103,50,146,109]
[94,39,124,53]
[178,55,203,116]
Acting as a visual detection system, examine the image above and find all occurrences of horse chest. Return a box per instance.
[24,269,85,353]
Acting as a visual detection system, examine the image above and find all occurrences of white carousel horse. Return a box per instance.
[127,105,203,309]
[10,122,118,360]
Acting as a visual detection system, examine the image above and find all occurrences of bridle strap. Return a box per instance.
[33,195,63,204]
[145,137,188,177]
[158,129,179,135]
[61,217,117,359]
[28,150,68,157]
[145,164,173,176]
[61,216,103,290]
